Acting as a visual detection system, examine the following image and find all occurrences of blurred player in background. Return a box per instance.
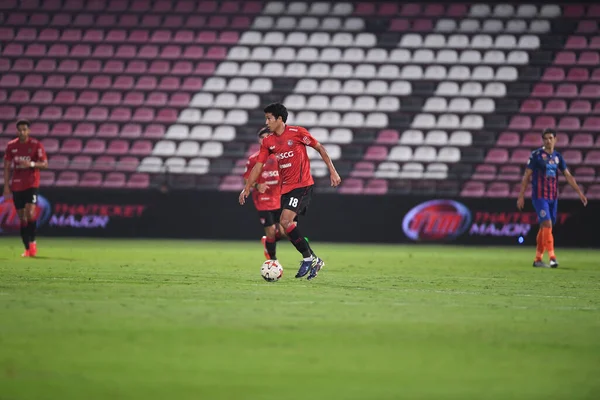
[517,128,587,268]
[240,103,341,280]
[3,119,48,257]
[243,126,316,261]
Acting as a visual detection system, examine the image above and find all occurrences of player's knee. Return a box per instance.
[279,217,293,230]
[541,220,552,228]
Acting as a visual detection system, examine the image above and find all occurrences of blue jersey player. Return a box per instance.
[517,128,587,268]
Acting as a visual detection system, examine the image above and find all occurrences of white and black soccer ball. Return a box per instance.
[261,260,283,282]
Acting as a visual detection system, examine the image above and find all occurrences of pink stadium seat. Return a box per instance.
[0,106,16,121]
[50,122,72,137]
[461,181,485,197]
[75,90,98,106]
[40,170,55,186]
[50,14,72,27]
[71,155,92,170]
[555,84,578,98]
[390,19,410,31]
[82,29,104,42]
[114,76,135,90]
[81,60,101,73]
[364,146,389,161]
[577,20,597,33]
[93,155,117,171]
[0,59,9,72]
[163,16,184,28]
[9,90,31,104]
[83,139,106,155]
[40,105,62,120]
[35,59,56,73]
[174,31,194,44]
[135,77,157,91]
[109,108,132,122]
[103,60,124,74]
[103,172,126,188]
[151,30,172,44]
[376,130,399,144]
[339,178,364,195]
[364,179,388,195]
[168,93,190,107]
[486,182,510,198]
[60,29,82,41]
[231,16,250,29]
[571,134,594,148]
[80,172,103,187]
[531,83,554,97]
[96,15,117,27]
[41,138,59,153]
[510,149,531,165]
[146,92,167,106]
[0,74,20,87]
[106,140,129,155]
[590,37,600,49]
[120,124,142,139]
[72,14,94,27]
[485,148,509,164]
[558,117,580,131]
[472,165,496,181]
[182,77,203,91]
[160,45,181,59]
[127,173,150,189]
[97,123,119,138]
[99,92,121,106]
[130,140,153,155]
[125,60,147,74]
[184,16,206,29]
[12,59,34,72]
[542,69,564,82]
[220,1,239,13]
[16,28,37,41]
[61,138,83,154]
[73,123,96,137]
[508,116,532,130]
[67,75,88,89]
[497,132,520,147]
[566,68,588,81]
[87,107,108,121]
[581,84,600,98]
[18,105,40,119]
[544,100,566,114]
[143,124,165,139]
[355,2,375,15]
[197,31,217,44]
[44,75,66,89]
[129,30,149,43]
[106,29,127,42]
[0,44,22,57]
[30,122,49,136]
[579,52,600,65]
[115,45,136,58]
[350,161,376,178]
[219,31,239,44]
[498,166,522,182]
[90,76,111,90]
[148,60,169,74]
[583,117,600,131]
[587,185,600,200]
[117,156,140,171]
[569,100,591,114]
[563,150,583,165]
[38,28,58,41]
[520,100,542,113]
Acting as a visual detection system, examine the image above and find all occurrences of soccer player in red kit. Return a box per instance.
[3,119,48,257]
[239,103,342,280]
[517,128,587,267]
[244,126,285,260]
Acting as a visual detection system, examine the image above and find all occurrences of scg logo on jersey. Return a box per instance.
[276,151,294,160]
[402,200,472,241]
[0,195,52,233]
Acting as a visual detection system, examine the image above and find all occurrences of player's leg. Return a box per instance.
[532,199,552,267]
[258,211,276,260]
[280,187,324,279]
[13,191,30,257]
[548,200,558,268]
[25,189,39,256]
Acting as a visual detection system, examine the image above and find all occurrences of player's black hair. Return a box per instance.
[16,119,30,128]
[263,103,288,123]
[257,125,270,137]
[542,128,557,137]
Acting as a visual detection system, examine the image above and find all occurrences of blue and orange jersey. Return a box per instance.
[526,147,568,200]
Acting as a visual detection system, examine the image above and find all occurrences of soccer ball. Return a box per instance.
[261,260,283,282]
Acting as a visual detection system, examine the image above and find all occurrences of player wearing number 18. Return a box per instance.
[3,119,49,257]
[239,103,342,281]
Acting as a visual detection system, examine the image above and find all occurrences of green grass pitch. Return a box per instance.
[1,238,599,400]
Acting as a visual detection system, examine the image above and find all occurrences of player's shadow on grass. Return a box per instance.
[32,256,77,261]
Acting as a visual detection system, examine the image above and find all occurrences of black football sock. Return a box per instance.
[20,221,30,250]
[285,224,312,258]
[28,220,37,243]
[266,237,277,260]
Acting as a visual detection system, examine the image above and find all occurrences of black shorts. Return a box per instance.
[12,187,39,210]
[258,209,282,227]
[281,185,313,216]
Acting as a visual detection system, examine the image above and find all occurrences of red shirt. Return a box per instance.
[244,152,281,211]
[257,125,317,194]
[3,137,47,191]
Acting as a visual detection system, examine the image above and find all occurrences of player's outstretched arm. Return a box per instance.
[313,142,341,187]
[563,170,588,206]
[3,159,11,197]
[239,162,263,205]
[517,169,533,210]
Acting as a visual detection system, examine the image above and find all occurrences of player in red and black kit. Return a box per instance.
[3,119,48,257]
[244,126,317,261]
[239,103,342,281]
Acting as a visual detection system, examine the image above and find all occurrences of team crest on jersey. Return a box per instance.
[541,153,547,159]
[540,210,546,217]
[287,140,293,146]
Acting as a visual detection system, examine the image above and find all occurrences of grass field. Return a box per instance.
[0,237,599,400]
